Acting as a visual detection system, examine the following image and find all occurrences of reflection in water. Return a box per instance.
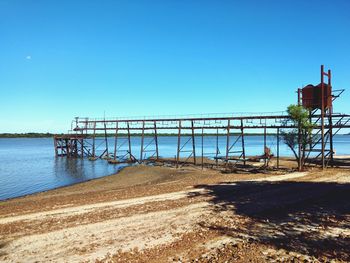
[0,138,127,200]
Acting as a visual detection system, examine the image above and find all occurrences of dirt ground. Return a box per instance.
[0,161,349,262]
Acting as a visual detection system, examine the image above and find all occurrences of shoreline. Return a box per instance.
[2,155,350,202]
[0,164,130,202]
[0,156,294,202]
[0,165,349,262]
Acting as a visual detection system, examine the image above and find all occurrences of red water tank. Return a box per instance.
[302,83,332,110]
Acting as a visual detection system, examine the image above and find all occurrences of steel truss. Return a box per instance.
[54,112,350,168]
[54,66,349,169]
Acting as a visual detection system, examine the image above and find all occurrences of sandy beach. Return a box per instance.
[0,163,349,262]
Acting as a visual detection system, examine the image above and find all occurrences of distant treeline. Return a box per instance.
[1,132,349,138]
[0,132,279,138]
[97,133,280,137]
[0,133,57,138]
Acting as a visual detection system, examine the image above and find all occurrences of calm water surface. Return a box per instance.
[0,138,127,200]
[0,135,349,200]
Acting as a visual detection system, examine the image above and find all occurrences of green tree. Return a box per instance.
[280,105,314,170]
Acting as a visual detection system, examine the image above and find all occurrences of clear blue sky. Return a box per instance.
[1,0,349,133]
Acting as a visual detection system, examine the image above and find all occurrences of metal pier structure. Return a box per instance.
[54,66,350,170]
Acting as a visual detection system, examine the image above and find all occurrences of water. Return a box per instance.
[0,138,128,200]
[92,135,350,159]
[0,135,349,200]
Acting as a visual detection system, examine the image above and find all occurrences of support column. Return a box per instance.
[298,88,302,171]
[113,122,118,160]
[240,119,246,165]
[154,121,159,160]
[65,139,70,158]
[176,120,182,168]
[74,139,78,157]
[328,69,334,167]
[264,127,267,166]
[104,122,109,158]
[81,137,84,158]
[54,138,58,157]
[297,88,301,105]
[226,120,230,163]
[277,128,280,169]
[191,121,196,165]
[216,128,219,167]
[127,122,132,160]
[140,121,145,162]
[309,110,312,151]
[80,129,84,158]
[321,65,325,169]
[92,122,96,158]
[201,128,204,169]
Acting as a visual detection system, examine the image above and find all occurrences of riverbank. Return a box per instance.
[1,164,349,262]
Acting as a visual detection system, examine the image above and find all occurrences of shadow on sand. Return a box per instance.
[190,180,350,260]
